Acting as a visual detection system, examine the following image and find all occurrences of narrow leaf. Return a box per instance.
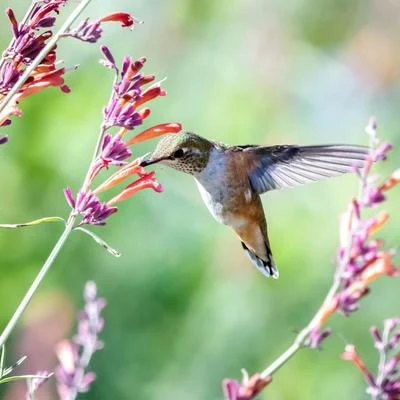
[2,355,27,377]
[0,216,65,229]
[0,345,5,378]
[0,374,50,384]
[75,227,121,257]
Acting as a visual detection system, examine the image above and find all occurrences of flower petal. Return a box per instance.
[93,159,145,194]
[99,12,141,28]
[127,123,182,145]
[107,172,163,205]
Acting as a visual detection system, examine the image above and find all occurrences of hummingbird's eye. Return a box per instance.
[173,149,185,158]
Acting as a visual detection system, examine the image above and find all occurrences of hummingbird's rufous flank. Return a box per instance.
[141,131,368,279]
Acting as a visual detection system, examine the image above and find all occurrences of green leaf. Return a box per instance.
[0,374,50,384]
[0,345,5,378]
[0,216,65,229]
[75,227,121,257]
[1,355,27,377]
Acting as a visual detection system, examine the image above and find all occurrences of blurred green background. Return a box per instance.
[0,0,399,399]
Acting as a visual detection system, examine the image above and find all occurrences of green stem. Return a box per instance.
[0,214,76,348]
[0,0,93,115]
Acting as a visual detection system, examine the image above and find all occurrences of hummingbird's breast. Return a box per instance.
[194,147,255,227]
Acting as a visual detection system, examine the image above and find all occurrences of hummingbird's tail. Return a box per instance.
[241,241,279,279]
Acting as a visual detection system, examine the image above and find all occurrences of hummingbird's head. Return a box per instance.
[141,131,213,174]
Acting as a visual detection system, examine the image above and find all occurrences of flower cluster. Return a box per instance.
[0,1,138,134]
[306,118,399,348]
[64,48,181,226]
[64,188,117,226]
[341,318,400,399]
[55,282,105,400]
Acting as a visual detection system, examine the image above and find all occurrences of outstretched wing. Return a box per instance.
[240,144,368,194]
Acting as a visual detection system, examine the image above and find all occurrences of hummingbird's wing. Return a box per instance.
[239,144,369,194]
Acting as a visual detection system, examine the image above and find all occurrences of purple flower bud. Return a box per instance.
[0,135,8,145]
[103,100,144,130]
[306,328,332,349]
[100,45,117,70]
[364,187,385,207]
[66,18,103,43]
[223,379,241,400]
[388,332,400,350]
[100,134,132,165]
[78,372,96,392]
[6,8,19,38]
[84,281,97,302]
[383,357,398,376]
[370,326,383,345]
[64,188,117,225]
[35,16,56,28]
[374,143,392,162]
[0,62,21,93]
[63,187,76,208]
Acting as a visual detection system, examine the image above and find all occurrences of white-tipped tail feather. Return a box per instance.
[241,241,279,279]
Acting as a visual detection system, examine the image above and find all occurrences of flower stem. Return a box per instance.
[0,213,76,348]
[0,0,93,115]
[259,273,341,378]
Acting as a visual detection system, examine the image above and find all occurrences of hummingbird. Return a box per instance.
[141,132,368,279]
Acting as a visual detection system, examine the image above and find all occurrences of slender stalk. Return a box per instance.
[0,0,93,115]
[0,213,76,347]
[260,271,341,378]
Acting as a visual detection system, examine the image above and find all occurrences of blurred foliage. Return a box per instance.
[0,0,399,399]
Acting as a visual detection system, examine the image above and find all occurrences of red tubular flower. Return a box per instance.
[380,169,400,192]
[127,122,182,146]
[107,172,163,205]
[93,159,145,194]
[99,12,141,28]
[133,82,167,108]
[16,67,69,100]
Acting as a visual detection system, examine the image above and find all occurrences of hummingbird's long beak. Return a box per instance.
[140,159,155,167]
[140,157,164,167]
